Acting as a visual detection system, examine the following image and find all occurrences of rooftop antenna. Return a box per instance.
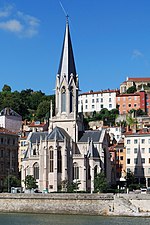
[59,1,69,23]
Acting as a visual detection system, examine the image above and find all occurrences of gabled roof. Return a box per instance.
[58,21,77,83]
[79,130,102,142]
[47,126,70,141]
[0,107,21,117]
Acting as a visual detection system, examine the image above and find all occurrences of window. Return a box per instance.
[148,168,150,174]
[33,163,39,179]
[127,159,130,164]
[109,98,111,102]
[61,86,66,112]
[109,104,112,108]
[101,98,103,102]
[134,104,137,107]
[49,147,54,172]
[141,139,145,144]
[85,105,88,109]
[141,158,145,164]
[134,148,137,154]
[96,98,99,102]
[92,99,94,103]
[120,149,123,153]
[92,105,94,109]
[127,148,130,154]
[57,147,62,173]
[128,104,131,107]
[149,148,150,153]
[142,148,145,154]
[148,139,150,144]
[120,156,123,160]
[149,158,150,164]
[127,168,130,173]
[134,158,138,164]
[1,138,3,144]
[85,99,88,103]
[101,104,103,108]
[0,150,4,157]
[127,139,130,144]
[73,162,79,179]
[134,139,138,144]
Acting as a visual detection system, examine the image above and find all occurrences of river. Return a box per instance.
[0,213,149,225]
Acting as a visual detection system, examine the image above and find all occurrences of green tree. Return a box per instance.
[94,172,108,193]
[36,100,50,120]
[2,84,11,92]
[136,108,147,116]
[60,179,81,193]
[126,85,137,94]
[4,175,21,192]
[24,175,37,190]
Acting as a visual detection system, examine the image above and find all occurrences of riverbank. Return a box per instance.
[0,193,150,216]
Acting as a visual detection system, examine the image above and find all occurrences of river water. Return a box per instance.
[0,213,150,225]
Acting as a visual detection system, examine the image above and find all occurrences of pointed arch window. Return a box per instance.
[57,147,62,173]
[61,86,66,112]
[70,86,74,113]
[33,162,39,179]
[49,146,54,172]
[73,162,79,179]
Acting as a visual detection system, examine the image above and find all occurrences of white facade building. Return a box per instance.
[125,131,150,187]
[78,90,119,115]
[21,20,112,193]
[0,108,22,133]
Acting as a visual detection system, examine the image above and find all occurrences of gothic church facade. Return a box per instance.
[21,20,111,193]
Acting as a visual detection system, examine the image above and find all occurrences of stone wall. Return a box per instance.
[1,193,150,216]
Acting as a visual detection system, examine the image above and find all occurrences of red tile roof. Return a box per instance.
[79,89,119,96]
[128,77,150,82]
[28,122,46,127]
[0,127,17,135]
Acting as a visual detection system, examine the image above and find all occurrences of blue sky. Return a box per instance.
[0,0,150,95]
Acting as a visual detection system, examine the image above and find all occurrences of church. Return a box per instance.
[21,19,112,193]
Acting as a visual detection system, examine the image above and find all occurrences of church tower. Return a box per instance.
[49,18,83,142]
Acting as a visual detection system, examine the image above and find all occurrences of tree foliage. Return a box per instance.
[126,85,137,93]
[4,175,21,192]
[0,84,54,121]
[2,84,11,92]
[94,172,108,193]
[85,108,119,126]
[24,175,37,190]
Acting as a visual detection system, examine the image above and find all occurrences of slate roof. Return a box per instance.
[0,107,21,117]
[79,130,102,143]
[29,132,48,143]
[47,126,70,141]
[58,21,77,83]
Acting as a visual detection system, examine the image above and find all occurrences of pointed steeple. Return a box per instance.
[58,18,77,83]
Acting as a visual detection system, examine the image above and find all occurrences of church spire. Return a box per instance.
[58,18,77,84]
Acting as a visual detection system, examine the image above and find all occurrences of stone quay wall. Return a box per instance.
[1,193,150,216]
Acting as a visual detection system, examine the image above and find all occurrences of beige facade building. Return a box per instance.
[21,20,112,193]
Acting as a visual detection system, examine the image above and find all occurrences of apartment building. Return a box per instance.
[116,91,146,115]
[78,89,119,115]
[124,130,150,187]
[0,128,19,192]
